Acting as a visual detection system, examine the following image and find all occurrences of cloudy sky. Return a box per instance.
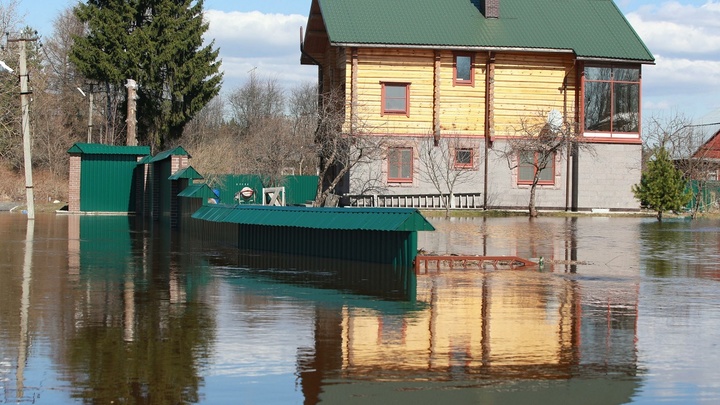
[19,0,720,122]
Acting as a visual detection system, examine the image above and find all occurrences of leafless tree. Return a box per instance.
[499,110,591,217]
[416,135,479,218]
[288,81,319,175]
[228,70,284,135]
[643,112,720,217]
[313,88,385,207]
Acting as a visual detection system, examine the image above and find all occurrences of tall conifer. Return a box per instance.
[71,0,222,147]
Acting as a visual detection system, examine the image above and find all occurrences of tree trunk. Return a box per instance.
[657,210,663,221]
[529,183,538,217]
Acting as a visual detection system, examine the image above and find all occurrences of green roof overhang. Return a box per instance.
[169,166,203,180]
[150,146,190,162]
[67,142,151,156]
[192,205,435,232]
[178,183,216,199]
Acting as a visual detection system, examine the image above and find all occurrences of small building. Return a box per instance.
[67,143,151,213]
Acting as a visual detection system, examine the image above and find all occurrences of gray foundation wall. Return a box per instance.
[348,137,642,212]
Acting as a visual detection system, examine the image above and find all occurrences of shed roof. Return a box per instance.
[192,205,436,232]
[178,183,217,199]
[169,165,203,180]
[304,0,653,63]
[67,143,151,156]
[150,146,190,162]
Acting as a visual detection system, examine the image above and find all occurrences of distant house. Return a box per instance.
[691,111,720,181]
[301,0,654,211]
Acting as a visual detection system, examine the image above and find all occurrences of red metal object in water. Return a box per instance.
[414,255,537,275]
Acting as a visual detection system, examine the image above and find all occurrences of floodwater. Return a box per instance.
[1,213,720,404]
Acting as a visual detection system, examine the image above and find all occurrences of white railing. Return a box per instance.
[345,193,483,209]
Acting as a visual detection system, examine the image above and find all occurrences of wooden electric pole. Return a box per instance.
[8,36,37,220]
[126,79,137,146]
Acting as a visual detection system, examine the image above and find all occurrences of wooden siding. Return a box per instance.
[341,48,576,139]
[493,53,577,136]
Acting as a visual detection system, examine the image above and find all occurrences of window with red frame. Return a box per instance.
[518,151,555,185]
[584,66,640,134]
[388,147,413,182]
[381,82,410,116]
[454,148,474,168]
[454,54,473,86]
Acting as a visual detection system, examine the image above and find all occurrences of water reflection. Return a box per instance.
[1,214,720,404]
[63,216,216,404]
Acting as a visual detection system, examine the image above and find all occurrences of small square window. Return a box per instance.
[454,54,473,85]
[382,82,410,115]
[455,148,473,168]
[388,147,413,183]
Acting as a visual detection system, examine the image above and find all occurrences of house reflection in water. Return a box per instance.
[297,268,640,403]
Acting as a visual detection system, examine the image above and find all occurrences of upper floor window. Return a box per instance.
[388,147,413,183]
[381,82,410,116]
[584,66,640,136]
[454,54,474,86]
[518,152,555,185]
[454,148,474,169]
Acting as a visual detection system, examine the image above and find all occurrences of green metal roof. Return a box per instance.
[67,143,151,156]
[168,165,203,180]
[178,183,217,199]
[192,205,436,232]
[150,146,190,162]
[315,0,654,63]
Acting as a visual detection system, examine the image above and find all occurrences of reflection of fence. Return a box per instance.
[347,193,483,209]
[415,255,537,275]
[685,180,720,212]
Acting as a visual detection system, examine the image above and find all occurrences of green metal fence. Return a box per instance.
[685,180,720,213]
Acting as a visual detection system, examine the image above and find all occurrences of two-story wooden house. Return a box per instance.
[301,0,654,211]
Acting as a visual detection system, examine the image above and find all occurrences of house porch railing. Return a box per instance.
[345,193,483,209]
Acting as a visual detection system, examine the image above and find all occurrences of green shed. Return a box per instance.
[68,143,151,213]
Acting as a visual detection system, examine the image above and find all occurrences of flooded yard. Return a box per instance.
[1,213,720,404]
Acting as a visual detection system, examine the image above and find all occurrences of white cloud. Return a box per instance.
[626,2,720,118]
[204,9,316,94]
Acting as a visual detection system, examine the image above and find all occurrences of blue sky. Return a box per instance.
[15,0,720,123]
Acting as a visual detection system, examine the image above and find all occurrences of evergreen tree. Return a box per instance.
[632,147,691,221]
[70,0,222,148]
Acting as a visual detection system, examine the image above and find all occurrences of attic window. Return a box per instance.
[454,54,474,86]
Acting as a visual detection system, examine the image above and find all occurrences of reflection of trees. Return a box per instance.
[66,300,213,404]
[62,216,215,404]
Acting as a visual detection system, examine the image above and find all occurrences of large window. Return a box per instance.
[381,82,410,116]
[454,54,474,86]
[388,147,413,182]
[518,152,555,185]
[584,66,640,135]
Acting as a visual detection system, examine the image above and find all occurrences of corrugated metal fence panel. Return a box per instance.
[211,174,319,205]
[80,154,141,212]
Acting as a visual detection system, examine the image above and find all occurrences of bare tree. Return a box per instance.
[228,70,285,135]
[313,88,385,207]
[643,112,720,217]
[288,81,319,175]
[499,110,590,217]
[416,135,479,217]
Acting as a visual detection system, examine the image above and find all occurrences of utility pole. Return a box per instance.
[126,79,137,146]
[8,36,37,220]
[87,84,94,143]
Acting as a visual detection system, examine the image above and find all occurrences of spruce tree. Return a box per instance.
[632,147,691,221]
[71,0,222,148]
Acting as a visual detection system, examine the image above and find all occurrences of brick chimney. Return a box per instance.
[472,0,500,19]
